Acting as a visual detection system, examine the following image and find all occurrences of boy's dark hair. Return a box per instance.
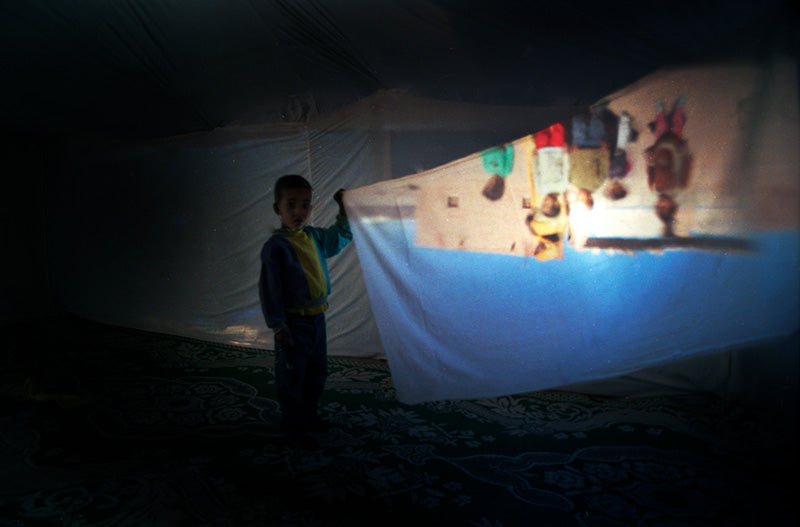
[274,175,312,204]
[542,193,561,218]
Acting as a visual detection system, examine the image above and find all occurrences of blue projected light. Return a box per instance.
[351,216,798,404]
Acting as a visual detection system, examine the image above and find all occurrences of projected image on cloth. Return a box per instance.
[343,61,798,404]
[414,91,753,258]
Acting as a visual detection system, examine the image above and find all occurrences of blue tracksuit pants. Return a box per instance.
[274,312,327,435]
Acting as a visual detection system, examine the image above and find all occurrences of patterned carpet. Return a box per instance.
[0,316,796,526]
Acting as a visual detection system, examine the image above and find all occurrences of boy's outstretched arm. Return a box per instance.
[309,190,352,257]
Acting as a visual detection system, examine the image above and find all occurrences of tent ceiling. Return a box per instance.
[1,0,795,140]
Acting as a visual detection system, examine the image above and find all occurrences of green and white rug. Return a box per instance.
[0,317,795,526]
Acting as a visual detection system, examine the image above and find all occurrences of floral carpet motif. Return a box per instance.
[0,317,795,526]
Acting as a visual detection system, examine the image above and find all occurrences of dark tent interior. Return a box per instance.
[1,1,798,525]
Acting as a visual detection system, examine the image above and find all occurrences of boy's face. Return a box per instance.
[655,194,677,222]
[274,187,312,230]
[542,194,558,215]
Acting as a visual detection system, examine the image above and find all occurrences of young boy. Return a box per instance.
[259,174,352,448]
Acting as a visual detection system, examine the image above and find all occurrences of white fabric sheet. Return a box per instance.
[345,60,800,403]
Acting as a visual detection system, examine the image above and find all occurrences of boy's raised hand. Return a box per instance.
[334,188,347,217]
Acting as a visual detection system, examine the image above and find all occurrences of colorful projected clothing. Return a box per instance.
[645,98,691,195]
[571,113,606,148]
[569,148,609,192]
[534,123,566,148]
[533,147,569,195]
[481,143,514,176]
[481,143,515,200]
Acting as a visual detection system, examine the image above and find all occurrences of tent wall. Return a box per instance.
[40,91,571,358]
[44,124,380,357]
